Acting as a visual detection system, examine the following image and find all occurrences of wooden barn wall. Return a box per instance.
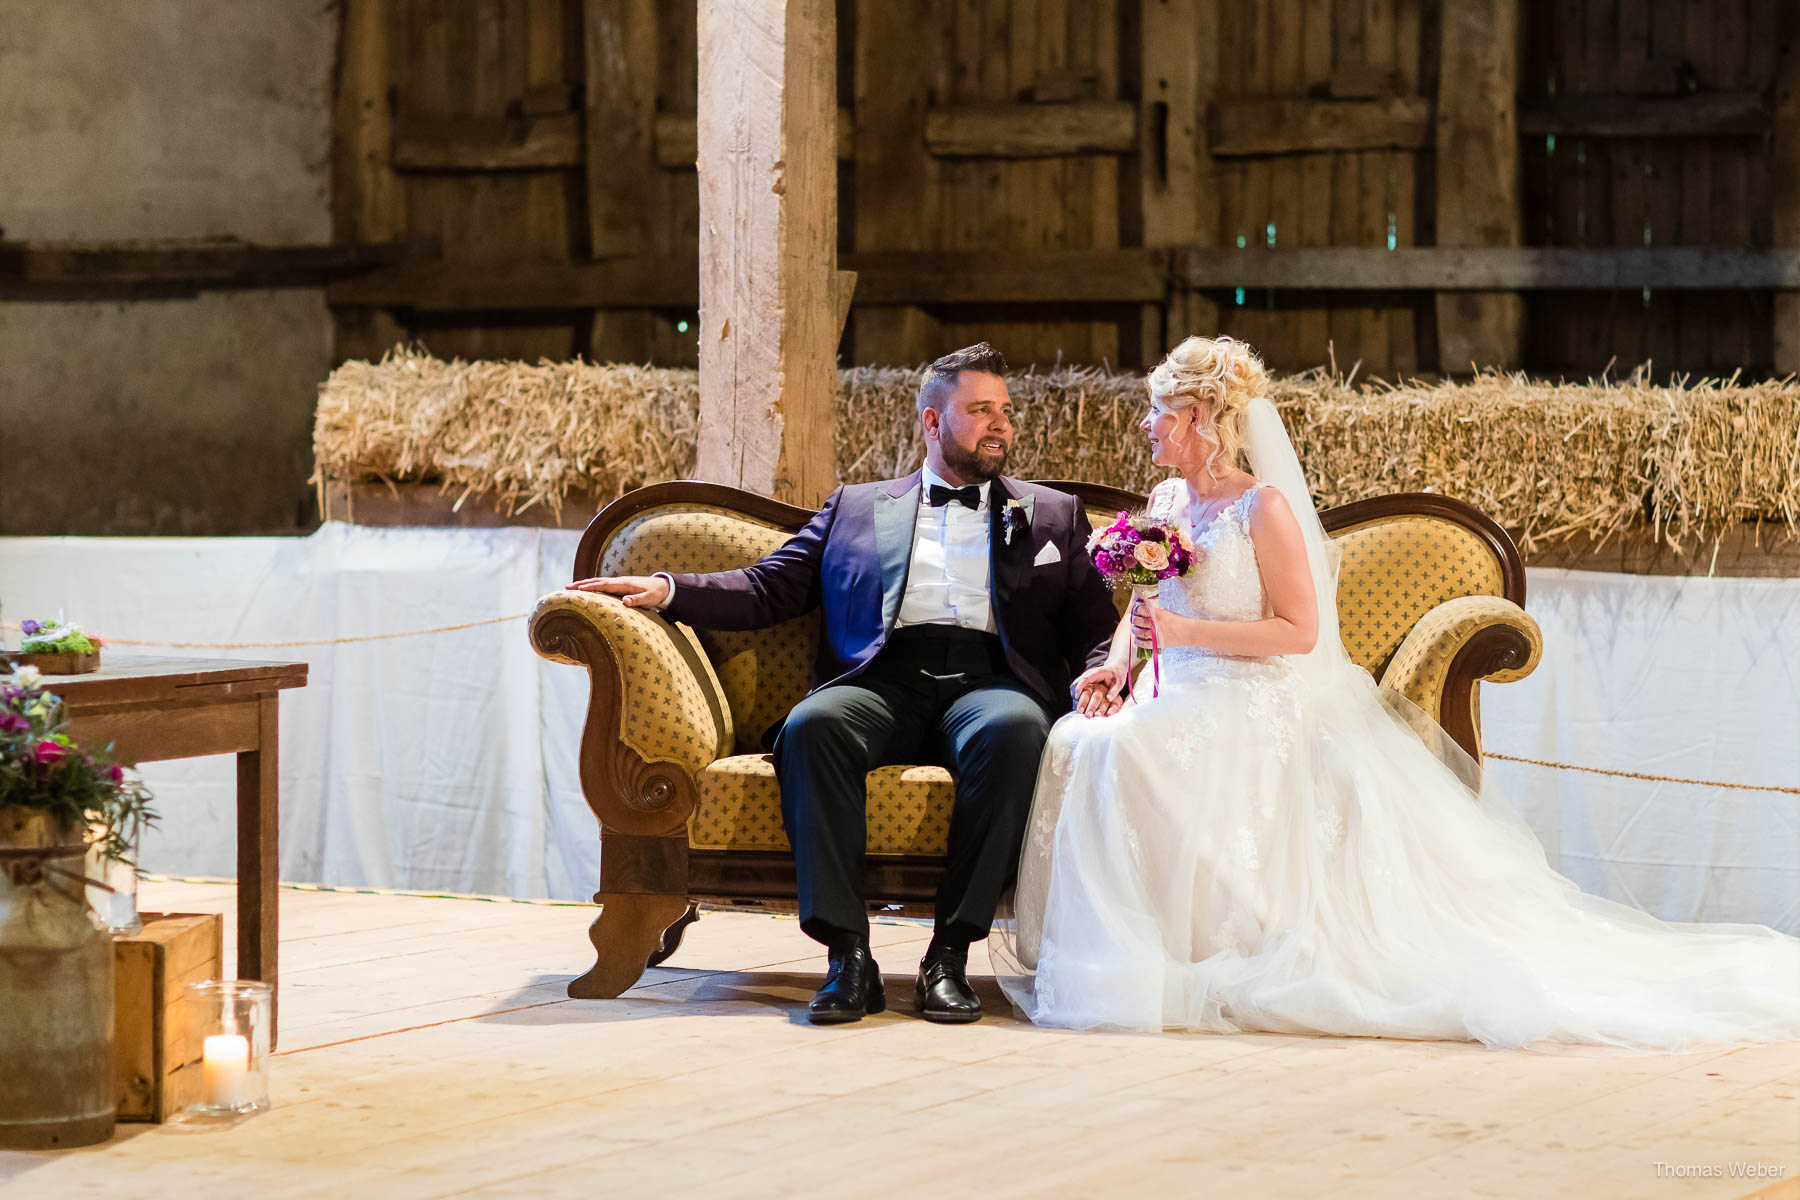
[330,0,1792,380]
[1210,0,1425,380]
[1522,0,1777,379]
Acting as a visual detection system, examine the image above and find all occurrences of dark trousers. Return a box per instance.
[771,625,1054,948]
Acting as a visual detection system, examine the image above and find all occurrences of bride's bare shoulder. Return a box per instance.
[1244,482,1300,535]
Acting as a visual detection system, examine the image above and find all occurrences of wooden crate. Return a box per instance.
[113,911,223,1123]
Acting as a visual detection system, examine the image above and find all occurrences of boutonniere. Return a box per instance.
[1003,498,1028,546]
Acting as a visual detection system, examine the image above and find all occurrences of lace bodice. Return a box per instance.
[1145,479,1290,684]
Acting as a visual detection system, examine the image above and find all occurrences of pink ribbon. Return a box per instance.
[1129,588,1161,701]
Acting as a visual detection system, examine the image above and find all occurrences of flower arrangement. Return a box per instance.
[1087,512,1195,699]
[1086,511,1195,588]
[1,665,156,862]
[18,618,104,656]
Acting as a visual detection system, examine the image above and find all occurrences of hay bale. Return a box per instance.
[311,347,699,520]
[314,348,1800,551]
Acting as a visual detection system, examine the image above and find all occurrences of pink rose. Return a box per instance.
[1134,542,1170,572]
[107,764,125,784]
[33,740,69,766]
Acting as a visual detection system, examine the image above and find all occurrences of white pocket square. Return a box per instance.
[1032,541,1062,567]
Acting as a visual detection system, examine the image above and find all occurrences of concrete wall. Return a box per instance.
[0,1,337,534]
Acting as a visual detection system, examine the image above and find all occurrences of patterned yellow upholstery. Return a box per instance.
[1381,595,1544,738]
[1331,517,1506,677]
[602,506,820,754]
[530,589,733,773]
[691,755,954,855]
[549,491,1533,857]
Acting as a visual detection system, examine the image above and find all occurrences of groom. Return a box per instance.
[572,343,1119,1024]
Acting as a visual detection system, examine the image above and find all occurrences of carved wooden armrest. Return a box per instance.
[528,590,730,838]
[1379,595,1543,761]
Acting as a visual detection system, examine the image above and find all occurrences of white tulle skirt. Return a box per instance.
[994,652,1800,1052]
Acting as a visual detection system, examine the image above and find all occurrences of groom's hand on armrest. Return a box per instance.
[567,573,673,610]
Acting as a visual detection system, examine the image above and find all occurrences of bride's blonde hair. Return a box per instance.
[1145,335,1268,477]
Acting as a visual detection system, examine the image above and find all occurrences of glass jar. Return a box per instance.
[182,979,273,1119]
[85,824,142,938]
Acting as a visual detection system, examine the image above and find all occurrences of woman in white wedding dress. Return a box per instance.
[995,335,1800,1052]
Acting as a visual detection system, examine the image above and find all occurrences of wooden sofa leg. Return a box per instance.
[646,902,701,968]
[568,892,693,999]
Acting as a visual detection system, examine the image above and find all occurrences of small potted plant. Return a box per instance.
[0,664,157,1148]
[16,618,105,675]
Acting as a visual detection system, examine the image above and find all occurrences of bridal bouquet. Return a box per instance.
[1087,512,1194,697]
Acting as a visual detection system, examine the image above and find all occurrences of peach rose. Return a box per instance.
[1134,541,1170,571]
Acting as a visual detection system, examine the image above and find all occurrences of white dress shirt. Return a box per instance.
[895,465,997,633]
[653,466,998,631]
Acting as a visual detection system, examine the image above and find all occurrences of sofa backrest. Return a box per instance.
[1323,496,1523,678]
[579,483,1522,752]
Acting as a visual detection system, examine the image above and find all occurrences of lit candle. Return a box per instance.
[203,1034,250,1108]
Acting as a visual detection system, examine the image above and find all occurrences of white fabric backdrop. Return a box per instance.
[2,527,1795,931]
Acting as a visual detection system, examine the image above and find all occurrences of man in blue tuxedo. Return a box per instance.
[573,343,1121,1024]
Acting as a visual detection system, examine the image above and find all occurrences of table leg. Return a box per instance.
[236,694,281,1043]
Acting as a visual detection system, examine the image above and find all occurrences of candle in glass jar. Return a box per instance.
[203,1034,250,1108]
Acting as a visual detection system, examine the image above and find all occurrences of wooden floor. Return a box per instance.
[2,881,1795,1199]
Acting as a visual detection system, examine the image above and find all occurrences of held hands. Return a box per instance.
[567,574,671,609]
[1072,662,1128,719]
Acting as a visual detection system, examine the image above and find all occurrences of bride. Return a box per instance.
[995,335,1800,1052]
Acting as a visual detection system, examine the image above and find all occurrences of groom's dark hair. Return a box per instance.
[917,342,1009,415]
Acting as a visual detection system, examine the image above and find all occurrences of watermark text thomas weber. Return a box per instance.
[1654,1161,1789,1180]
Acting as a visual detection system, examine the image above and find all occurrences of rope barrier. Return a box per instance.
[1485,752,1800,796]
[5,614,527,649]
[10,623,1793,795]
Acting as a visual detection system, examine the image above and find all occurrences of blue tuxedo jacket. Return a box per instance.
[664,472,1120,714]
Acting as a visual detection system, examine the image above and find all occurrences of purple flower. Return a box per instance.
[18,619,40,636]
[0,711,27,733]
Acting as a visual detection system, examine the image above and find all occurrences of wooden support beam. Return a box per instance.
[1518,91,1768,139]
[1775,12,1800,376]
[1,240,405,299]
[1181,248,1800,290]
[325,256,696,309]
[321,247,1800,312]
[696,0,841,506]
[848,250,1167,303]
[653,110,854,169]
[923,101,1138,159]
[1434,0,1524,371]
[1207,97,1433,157]
[391,113,583,170]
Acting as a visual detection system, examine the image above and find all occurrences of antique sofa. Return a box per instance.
[529,480,1542,998]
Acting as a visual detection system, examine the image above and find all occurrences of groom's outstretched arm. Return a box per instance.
[1058,499,1124,674]
[656,485,842,631]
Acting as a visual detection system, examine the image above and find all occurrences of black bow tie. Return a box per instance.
[928,483,985,509]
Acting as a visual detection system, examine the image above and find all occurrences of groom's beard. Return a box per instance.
[940,432,1009,482]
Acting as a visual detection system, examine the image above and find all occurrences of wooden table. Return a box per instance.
[45,656,308,1037]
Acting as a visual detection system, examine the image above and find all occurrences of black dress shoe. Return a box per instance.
[915,945,981,1024]
[808,940,886,1024]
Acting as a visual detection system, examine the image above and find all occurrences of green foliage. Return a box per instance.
[0,668,157,862]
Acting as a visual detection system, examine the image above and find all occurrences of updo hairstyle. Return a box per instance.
[1144,335,1269,476]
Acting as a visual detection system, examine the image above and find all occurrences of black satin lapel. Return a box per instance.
[990,479,1025,629]
[876,476,922,630]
